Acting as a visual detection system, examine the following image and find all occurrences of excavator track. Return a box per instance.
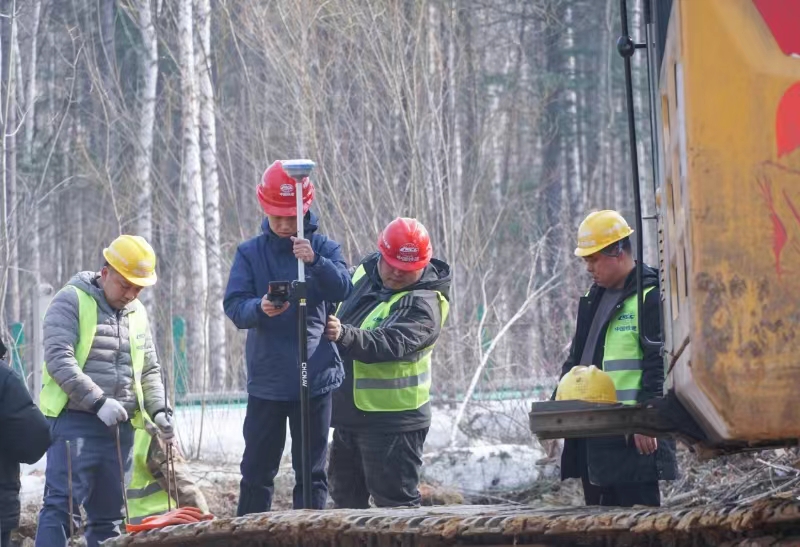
[105,498,800,547]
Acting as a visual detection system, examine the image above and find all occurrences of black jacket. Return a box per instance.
[0,360,51,533]
[332,253,451,432]
[558,265,678,486]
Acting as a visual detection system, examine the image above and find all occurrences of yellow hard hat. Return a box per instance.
[102,235,158,287]
[574,210,634,257]
[555,365,618,404]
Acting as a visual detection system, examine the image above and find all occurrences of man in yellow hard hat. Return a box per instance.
[556,210,677,508]
[35,235,173,547]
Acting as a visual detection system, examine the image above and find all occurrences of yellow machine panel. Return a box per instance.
[660,0,800,443]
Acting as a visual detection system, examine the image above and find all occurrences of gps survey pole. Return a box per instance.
[282,158,315,509]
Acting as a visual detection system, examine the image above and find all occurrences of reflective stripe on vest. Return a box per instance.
[340,264,449,412]
[38,285,150,429]
[126,427,175,524]
[601,286,655,405]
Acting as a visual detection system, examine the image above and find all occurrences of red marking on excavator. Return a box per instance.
[752,0,800,57]
[777,83,800,158]
[763,161,800,177]
[781,189,800,232]
[759,178,787,277]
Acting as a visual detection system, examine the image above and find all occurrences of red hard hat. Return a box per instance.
[257,161,315,216]
[377,217,432,272]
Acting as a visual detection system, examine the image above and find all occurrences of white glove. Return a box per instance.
[97,398,128,426]
[153,412,175,444]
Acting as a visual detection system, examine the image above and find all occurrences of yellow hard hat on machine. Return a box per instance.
[555,365,617,404]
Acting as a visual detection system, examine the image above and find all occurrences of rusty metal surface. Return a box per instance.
[660,0,800,444]
[102,498,800,547]
[528,400,676,440]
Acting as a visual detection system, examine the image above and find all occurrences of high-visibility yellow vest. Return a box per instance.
[38,285,150,429]
[36,284,168,524]
[601,286,656,405]
[338,265,449,412]
[126,428,176,524]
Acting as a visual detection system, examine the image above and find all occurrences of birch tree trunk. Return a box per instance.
[45,21,56,284]
[8,7,18,322]
[564,6,582,221]
[561,5,585,310]
[97,0,117,116]
[1,0,20,323]
[20,0,41,341]
[456,2,477,216]
[538,0,569,367]
[66,120,81,278]
[195,0,226,389]
[454,1,478,396]
[133,0,158,311]
[179,0,209,391]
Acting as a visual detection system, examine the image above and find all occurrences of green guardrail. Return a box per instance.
[173,386,557,409]
[10,322,25,378]
[172,316,188,397]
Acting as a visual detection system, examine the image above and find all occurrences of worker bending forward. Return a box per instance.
[558,210,677,507]
[325,218,451,508]
[35,236,173,547]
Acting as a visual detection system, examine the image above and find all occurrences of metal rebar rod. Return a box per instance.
[66,440,74,545]
[115,425,130,522]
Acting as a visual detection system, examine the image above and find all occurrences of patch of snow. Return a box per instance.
[173,405,250,463]
[19,468,46,505]
[173,398,541,463]
[422,443,550,494]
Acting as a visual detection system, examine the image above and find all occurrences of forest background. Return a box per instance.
[0,0,659,445]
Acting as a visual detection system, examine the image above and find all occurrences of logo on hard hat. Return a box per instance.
[397,243,419,262]
[279,184,294,197]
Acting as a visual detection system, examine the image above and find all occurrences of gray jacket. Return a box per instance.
[43,271,167,417]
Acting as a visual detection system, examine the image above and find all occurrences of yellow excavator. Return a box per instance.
[107,2,800,546]
[530,0,800,458]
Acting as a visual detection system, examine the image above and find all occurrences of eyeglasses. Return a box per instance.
[600,240,623,258]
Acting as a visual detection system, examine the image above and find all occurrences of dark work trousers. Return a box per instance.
[237,393,332,514]
[1,529,10,547]
[328,428,427,508]
[581,476,661,507]
[35,411,134,547]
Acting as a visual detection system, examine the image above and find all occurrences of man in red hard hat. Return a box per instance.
[224,161,352,513]
[324,217,451,508]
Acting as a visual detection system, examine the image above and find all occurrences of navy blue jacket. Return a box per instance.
[223,213,352,400]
